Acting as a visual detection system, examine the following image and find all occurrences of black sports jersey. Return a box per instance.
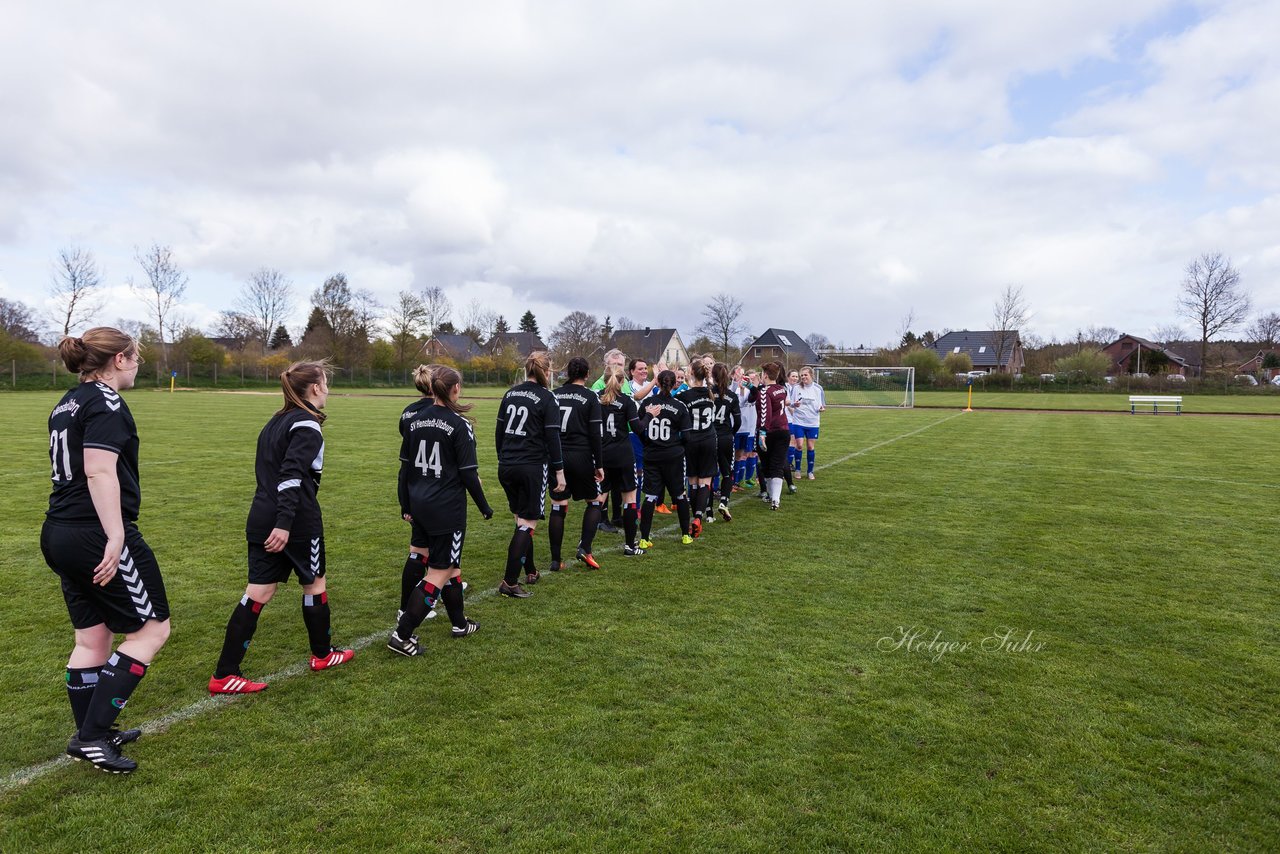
[599,392,640,469]
[711,391,742,437]
[46,381,141,525]
[638,394,691,461]
[246,407,325,540]
[553,383,603,465]
[495,381,564,471]
[399,404,483,533]
[676,386,717,441]
[398,395,434,440]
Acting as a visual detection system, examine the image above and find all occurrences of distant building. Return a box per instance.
[929,330,1025,374]
[742,328,821,369]
[1102,335,1196,377]
[421,333,485,363]
[607,327,689,367]
[487,331,548,359]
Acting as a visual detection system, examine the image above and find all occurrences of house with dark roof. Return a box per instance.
[1102,335,1196,377]
[929,330,1025,374]
[486,331,547,359]
[1237,349,1280,379]
[607,327,689,367]
[420,333,485,364]
[742,329,821,369]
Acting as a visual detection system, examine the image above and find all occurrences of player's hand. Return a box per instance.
[594,468,604,483]
[758,434,767,452]
[264,527,290,553]
[93,536,124,586]
[402,513,413,522]
[555,472,567,493]
[482,509,494,520]
[645,404,662,417]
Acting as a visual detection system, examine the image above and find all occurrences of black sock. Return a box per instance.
[66,666,99,730]
[400,552,427,612]
[784,467,794,487]
[80,651,146,740]
[396,579,440,637]
[623,502,638,547]
[640,499,656,539]
[548,505,566,562]
[676,495,691,535]
[215,595,265,678]
[610,486,623,525]
[700,485,712,516]
[580,501,602,553]
[441,578,466,629]
[302,591,332,658]
[506,526,533,585]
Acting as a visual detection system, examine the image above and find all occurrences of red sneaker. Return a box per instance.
[690,517,702,539]
[655,503,672,515]
[309,648,355,671]
[208,673,268,694]
[576,548,601,570]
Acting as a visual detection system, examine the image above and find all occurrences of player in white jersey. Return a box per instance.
[732,366,758,490]
[789,367,826,479]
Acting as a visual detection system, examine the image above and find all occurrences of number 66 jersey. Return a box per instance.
[46,381,141,525]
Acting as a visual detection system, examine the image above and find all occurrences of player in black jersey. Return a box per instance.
[710,362,742,522]
[388,366,493,655]
[676,360,718,538]
[495,351,565,598]
[549,357,606,569]
[42,328,170,774]
[210,361,355,694]
[637,370,693,548]
[598,365,645,555]
[394,365,442,627]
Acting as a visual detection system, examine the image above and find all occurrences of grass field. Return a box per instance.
[1,389,1276,851]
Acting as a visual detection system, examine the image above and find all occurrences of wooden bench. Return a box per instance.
[1129,395,1182,414]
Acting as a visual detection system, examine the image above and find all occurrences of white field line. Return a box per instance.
[1,411,960,793]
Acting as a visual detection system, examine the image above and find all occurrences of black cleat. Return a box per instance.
[597,520,619,534]
[451,619,480,638]
[525,569,541,585]
[107,727,142,748]
[67,736,137,774]
[499,581,532,598]
[547,560,562,572]
[386,630,421,657]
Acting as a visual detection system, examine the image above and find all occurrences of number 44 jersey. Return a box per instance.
[400,403,481,533]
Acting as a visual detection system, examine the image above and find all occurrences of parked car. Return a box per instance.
[1271,376,1280,387]
[1131,372,1150,379]
[1104,376,1115,384]
[1039,373,1055,382]
[1166,374,1186,383]
[966,371,988,379]
[1233,374,1259,385]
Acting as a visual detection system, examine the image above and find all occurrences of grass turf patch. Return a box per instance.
[1,392,1276,851]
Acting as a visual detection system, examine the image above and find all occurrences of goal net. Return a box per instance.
[806,366,914,408]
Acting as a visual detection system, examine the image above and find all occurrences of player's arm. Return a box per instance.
[270,423,322,548]
[625,397,642,437]
[542,394,566,490]
[83,448,124,585]
[587,398,603,470]
[494,401,508,455]
[455,431,493,519]
[397,431,412,518]
[729,397,742,434]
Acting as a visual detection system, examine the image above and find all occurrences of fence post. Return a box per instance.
[11,359,15,389]
[53,359,57,387]
[213,362,217,385]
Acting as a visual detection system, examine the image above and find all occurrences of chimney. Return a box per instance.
[644,327,651,335]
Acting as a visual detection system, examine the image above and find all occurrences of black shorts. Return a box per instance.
[761,429,792,478]
[601,464,637,493]
[684,437,718,479]
[499,463,548,520]
[410,528,466,569]
[41,522,170,634]
[716,434,735,478]
[247,534,326,585]
[551,450,601,502]
[643,455,687,501]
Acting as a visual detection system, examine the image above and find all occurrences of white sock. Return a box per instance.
[769,478,783,502]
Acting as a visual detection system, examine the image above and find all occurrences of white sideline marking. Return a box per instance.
[1,412,959,793]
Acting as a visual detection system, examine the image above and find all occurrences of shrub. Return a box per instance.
[942,352,972,376]
[900,347,942,384]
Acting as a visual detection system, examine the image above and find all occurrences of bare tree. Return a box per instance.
[386,291,429,369]
[0,297,42,342]
[462,298,499,345]
[1151,324,1186,345]
[311,273,379,369]
[549,310,601,365]
[1177,252,1249,371]
[421,286,452,337]
[806,333,831,353]
[215,310,260,352]
[49,247,105,337]
[1079,325,1119,346]
[694,293,746,362]
[615,316,640,331]
[1244,312,1280,349]
[991,285,1030,373]
[129,243,188,373]
[895,308,916,350]
[236,267,294,350]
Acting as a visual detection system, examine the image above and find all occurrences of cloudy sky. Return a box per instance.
[2,0,1277,348]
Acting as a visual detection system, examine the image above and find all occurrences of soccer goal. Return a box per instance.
[807,366,915,408]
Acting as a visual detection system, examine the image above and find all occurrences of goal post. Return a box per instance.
[805,366,914,408]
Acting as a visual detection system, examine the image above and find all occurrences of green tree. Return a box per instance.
[519,310,540,337]
[901,347,942,383]
[269,325,293,350]
[1054,348,1110,380]
[942,351,973,375]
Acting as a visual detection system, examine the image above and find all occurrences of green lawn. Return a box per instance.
[912,389,1280,414]
[1,390,1276,851]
